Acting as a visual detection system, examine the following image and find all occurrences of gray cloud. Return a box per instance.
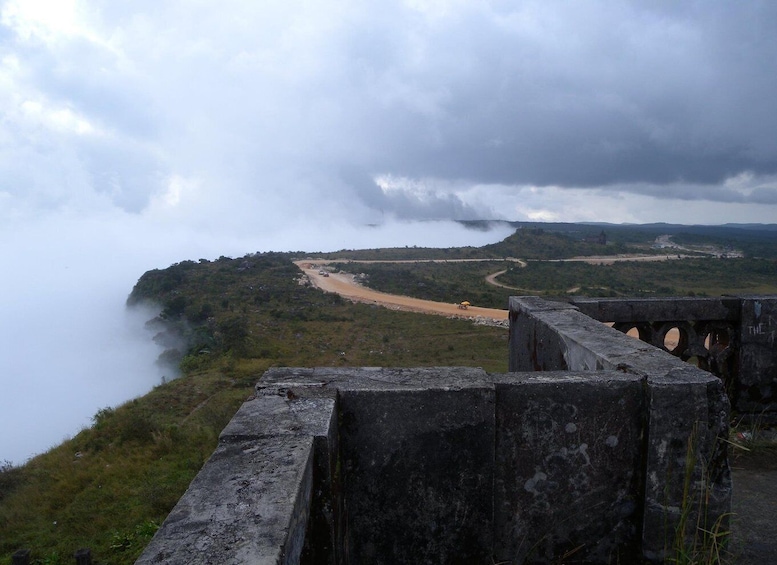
[367,2,777,189]
[4,0,777,223]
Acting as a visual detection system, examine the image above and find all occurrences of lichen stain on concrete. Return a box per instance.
[656,439,667,460]
[557,442,591,467]
[649,471,659,490]
[524,470,548,494]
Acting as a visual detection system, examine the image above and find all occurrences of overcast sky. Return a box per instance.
[2,0,777,463]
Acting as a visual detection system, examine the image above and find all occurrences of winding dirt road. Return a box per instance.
[543,253,695,265]
[484,269,512,289]
[294,252,700,325]
[294,260,509,323]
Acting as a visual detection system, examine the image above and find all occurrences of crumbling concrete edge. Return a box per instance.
[135,391,338,565]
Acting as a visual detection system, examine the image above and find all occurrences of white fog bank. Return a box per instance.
[0,212,514,465]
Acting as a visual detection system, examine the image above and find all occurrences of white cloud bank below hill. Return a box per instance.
[0,212,515,465]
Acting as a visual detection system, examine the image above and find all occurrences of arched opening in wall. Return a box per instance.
[704,327,730,351]
[664,327,680,351]
[611,322,652,343]
[656,324,689,357]
[700,323,737,393]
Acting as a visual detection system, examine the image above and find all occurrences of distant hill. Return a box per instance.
[457,220,777,259]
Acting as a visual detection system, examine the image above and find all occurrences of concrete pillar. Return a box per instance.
[508,296,731,562]
[737,296,777,415]
[493,372,646,563]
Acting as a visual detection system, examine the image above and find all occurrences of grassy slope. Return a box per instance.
[499,257,777,297]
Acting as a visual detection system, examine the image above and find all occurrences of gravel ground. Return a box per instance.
[729,444,777,564]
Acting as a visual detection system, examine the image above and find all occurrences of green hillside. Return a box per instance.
[3,225,777,563]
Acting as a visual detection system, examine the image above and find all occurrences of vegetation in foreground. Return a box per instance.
[2,224,777,563]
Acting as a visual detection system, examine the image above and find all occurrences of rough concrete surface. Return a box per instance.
[135,436,315,565]
[259,365,493,392]
[135,295,752,564]
[493,372,645,563]
[573,297,741,323]
[572,295,777,419]
[738,297,777,413]
[508,296,732,562]
[339,387,496,565]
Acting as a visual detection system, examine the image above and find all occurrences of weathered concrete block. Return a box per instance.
[135,435,316,565]
[738,296,777,413]
[509,297,579,371]
[493,372,646,564]
[338,387,495,565]
[640,366,731,562]
[237,386,342,565]
[508,296,732,562]
[509,296,658,373]
[220,394,336,442]
[573,297,741,323]
[259,365,492,392]
[136,392,338,565]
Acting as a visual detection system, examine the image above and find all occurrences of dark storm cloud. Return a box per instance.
[749,187,777,205]
[357,1,777,191]
[4,0,777,221]
[339,166,481,220]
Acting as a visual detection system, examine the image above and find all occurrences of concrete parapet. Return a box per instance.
[261,366,497,565]
[135,394,336,565]
[339,386,495,564]
[509,296,731,562]
[737,296,777,414]
[571,295,777,418]
[136,363,730,563]
[492,372,646,563]
[572,296,741,323]
[135,296,741,564]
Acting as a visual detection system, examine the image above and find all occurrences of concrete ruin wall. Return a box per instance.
[135,297,734,564]
[569,295,777,418]
[508,296,732,563]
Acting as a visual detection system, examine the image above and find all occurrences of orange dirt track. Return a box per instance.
[295,261,508,323]
[294,254,690,343]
